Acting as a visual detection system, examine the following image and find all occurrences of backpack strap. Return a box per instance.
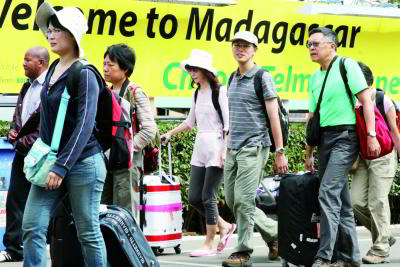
[129,84,139,134]
[254,69,268,123]
[194,89,199,103]
[120,79,130,98]
[66,61,85,92]
[339,57,355,108]
[66,60,106,94]
[375,90,388,125]
[211,88,224,128]
[227,71,235,88]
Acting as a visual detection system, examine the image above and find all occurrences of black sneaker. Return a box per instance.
[0,251,21,262]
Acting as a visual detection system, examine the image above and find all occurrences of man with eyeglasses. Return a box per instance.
[304,27,380,267]
[222,30,288,267]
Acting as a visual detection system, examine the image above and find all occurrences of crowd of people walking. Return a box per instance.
[0,1,398,267]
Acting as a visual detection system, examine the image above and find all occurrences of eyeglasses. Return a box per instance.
[46,28,63,36]
[306,41,333,48]
[232,43,252,49]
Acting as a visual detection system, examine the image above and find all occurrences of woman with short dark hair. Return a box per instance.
[101,44,157,217]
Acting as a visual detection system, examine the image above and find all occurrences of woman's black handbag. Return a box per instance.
[306,56,338,146]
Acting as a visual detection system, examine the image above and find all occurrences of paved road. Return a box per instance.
[2,225,400,266]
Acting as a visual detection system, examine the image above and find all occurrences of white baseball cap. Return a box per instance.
[36,2,88,57]
[230,31,258,47]
[180,49,217,75]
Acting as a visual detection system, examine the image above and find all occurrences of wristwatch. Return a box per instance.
[275,147,285,154]
[367,131,377,137]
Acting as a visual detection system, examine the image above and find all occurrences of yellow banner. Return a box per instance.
[0,0,399,100]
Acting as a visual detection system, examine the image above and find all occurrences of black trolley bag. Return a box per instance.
[277,172,320,267]
[49,194,84,267]
[49,194,159,267]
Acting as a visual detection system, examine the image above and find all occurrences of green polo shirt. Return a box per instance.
[308,56,368,127]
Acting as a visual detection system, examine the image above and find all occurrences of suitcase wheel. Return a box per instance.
[174,245,181,254]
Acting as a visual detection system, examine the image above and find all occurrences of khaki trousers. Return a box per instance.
[224,145,277,254]
[351,150,397,257]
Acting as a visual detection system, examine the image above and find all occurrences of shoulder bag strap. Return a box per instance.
[315,55,338,114]
[119,79,130,98]
[50,87,70,152]
[339,57,355,108]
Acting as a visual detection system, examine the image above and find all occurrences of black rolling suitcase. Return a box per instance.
[277,172,320,267]
[50,195,159,267]
[49,196,84,267]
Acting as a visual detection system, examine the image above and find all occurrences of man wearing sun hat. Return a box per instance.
[222,30,288,267]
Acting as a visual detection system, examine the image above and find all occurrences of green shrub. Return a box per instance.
[0,121,10,137]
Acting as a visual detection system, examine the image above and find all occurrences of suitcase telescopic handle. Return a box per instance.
[158,140,176,185]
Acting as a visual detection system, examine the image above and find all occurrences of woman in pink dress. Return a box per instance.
[161,49,236,257]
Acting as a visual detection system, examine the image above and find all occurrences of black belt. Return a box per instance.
[321,125,356,132]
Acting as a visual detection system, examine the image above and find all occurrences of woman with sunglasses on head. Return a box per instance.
[161,49,235,257]
[22,2,107,266]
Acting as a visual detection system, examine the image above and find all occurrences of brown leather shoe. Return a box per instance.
[267,239,279,260]
[222,252,252,267]
[362,252,390,264]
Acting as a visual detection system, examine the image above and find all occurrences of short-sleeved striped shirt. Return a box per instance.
[227,64,277,150]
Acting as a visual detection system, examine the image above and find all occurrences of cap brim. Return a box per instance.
[230,37,257,46]
[35,2,56,38]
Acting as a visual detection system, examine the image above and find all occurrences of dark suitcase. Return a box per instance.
[100,205,160,267]
[49,196,159,267]
[49,196,84,267]
[277,172,320,267]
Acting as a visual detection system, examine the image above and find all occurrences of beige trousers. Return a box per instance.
[351,150,397,257]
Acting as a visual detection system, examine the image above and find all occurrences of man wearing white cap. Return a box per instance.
[222,31,288,267]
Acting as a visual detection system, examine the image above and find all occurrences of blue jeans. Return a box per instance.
[22,153,107,267]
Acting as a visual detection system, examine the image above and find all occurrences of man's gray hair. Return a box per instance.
[308,27,337,45]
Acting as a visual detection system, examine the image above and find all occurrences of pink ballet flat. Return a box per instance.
[217,223,236,252]
[189,249,217,257]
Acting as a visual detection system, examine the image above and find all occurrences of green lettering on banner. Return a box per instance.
[293,73,310,93]
[376,76,388,92]
[275,73,284,92]
[163,62,179,90]
[389,77,399,94]
[284,65,292,92]
[180,71,192,90]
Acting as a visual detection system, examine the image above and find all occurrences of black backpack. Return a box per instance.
[61,60,133,171]
[228,69,289,152]
[194,88,224,128]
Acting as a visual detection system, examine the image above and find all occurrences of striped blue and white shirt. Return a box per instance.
[227,64,277,150]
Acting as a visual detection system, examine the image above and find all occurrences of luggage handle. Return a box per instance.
[157,141,176,185]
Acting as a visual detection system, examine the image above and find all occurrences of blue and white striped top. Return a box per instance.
[227,64,277,150]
